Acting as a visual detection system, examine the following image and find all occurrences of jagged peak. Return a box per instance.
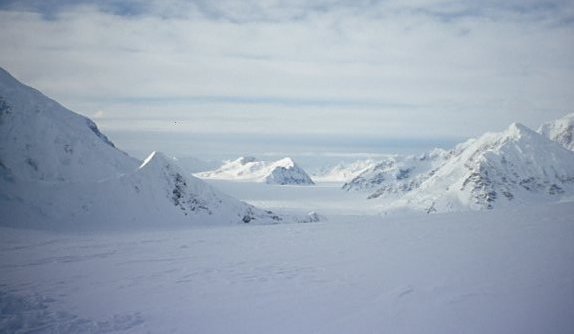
[506,122,536,138]
[139,151,172,170]
[468,122,539,151]
[272,157,296,168]
[537,113,574,151]
[538,113,574,131]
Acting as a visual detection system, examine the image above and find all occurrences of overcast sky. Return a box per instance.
[1,0,573,159]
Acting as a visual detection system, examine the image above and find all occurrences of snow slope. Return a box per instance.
[384,123,574,213]
[0,67,290,229]
[198,156,315,185]
[0,67,139,183]
[538,113,574,151]
[1,201,573,334]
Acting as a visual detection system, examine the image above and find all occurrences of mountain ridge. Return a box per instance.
[0,67,292,229]
[198,156,315,185]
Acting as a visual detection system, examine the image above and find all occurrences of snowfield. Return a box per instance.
[1,201,573,334]
[1,67,574,334]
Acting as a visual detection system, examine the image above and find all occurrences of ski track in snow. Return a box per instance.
[1,202,573,334]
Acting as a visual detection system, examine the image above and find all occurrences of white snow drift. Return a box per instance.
[198,156,315,185]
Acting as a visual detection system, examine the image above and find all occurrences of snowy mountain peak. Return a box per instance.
[381,122,574,213]
[138,151,185,180]
[140,151,169,170]
[272,157,296,168]
[538,113,574,151]
[265,157,314,185]
[506,122,536,139]
[343,150,451,195]
[0,68,293,228]
[197,156,314,185]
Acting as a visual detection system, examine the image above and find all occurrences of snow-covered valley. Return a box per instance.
[1,66,574,333]
[1,201,573,334]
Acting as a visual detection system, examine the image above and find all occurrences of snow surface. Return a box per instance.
[538,113,574,151]
[1,201,573,334]
[205,179,381,216]
[198,156,315,185]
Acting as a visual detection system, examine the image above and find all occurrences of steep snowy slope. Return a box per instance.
[0,67,139,182]
[0,67,287,228]
[538,113,574,151]
[384,123,574,213]
[343,149,452,198]
[198,156,315,185]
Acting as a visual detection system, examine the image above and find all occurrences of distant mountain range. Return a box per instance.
[344,115,574,214]
[197,156,315,185]
[1,66,572,223]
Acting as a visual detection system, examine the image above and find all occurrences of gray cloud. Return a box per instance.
[0,0,573,157]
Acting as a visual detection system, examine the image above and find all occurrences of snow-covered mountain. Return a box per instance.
[198,156,315,185]
[380,123,574,213]
[0,67,288,229]
[538,113,574,151]
[0,67,139,183]
[311,159,378,183]
[343,149,452,197]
